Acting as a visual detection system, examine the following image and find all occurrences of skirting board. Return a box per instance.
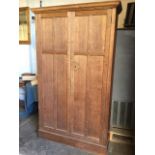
[38,128,108,155]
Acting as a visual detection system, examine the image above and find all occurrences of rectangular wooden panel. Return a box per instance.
[86,89,102,141]
[41,12,67,18]
[42,18,53,51]
[53,17,68,52]
[74,14,107,56]
[87,56,104,89]
[41,16,68,53]
[74,16,88,54]
[54,55,68,131]
[41,54,68,131]
[75,10,107,16]
[73,12,107,144]
[41,54,56,128]
[73,56,87,135]
[88,15,107,55]
[40,15,69,132]
[86,56,104,141]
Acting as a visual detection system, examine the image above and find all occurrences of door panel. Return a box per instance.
[86,56,103,141]
[74,16,88,54]
[72,12,107,144]
[87,56,104,90]
[88,15,107,55]
[86,89,102,141]
[40,14,68,132]
[41,16,68,53]
[41,54,55,128]
[42,18,53,51]
[54,55,68,131]
[74,14,107,56]
[53,18,68,52]
[73,56,87,135]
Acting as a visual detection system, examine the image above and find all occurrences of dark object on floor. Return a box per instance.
[19,82,38,119]
[109,128,134,145]
[109,142,135,155]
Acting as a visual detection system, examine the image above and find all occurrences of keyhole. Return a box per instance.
[74,62,79,71]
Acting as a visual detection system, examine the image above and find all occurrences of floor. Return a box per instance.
[19,114,134,155]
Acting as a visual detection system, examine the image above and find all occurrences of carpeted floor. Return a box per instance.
[19,114,134,155]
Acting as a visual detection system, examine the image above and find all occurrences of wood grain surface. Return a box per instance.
[34,1,119,154]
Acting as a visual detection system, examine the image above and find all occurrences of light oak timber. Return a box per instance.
[33,1,120,154]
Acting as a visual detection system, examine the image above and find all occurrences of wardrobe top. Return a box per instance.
[32,1,121,14]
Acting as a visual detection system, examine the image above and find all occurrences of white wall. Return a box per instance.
[29,11,37,74]
[19,11,36,76]
[19,45,31,76]
[20,0,115,8]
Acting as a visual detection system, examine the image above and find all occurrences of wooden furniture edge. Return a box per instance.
[109,132,134,145]
[19,7,29,11]
[32,1,121,14]
[39,129,108,155]
[108,128,135,144]
[19,40,30,44]
[34,3,120,154]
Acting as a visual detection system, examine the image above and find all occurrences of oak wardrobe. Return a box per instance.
[33,1,120,154]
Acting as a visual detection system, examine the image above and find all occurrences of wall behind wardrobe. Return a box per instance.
[19,10,36,76]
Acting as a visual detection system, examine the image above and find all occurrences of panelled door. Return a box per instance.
[70,10,111,145]
[38,12,69,133]
[37,9,112,146]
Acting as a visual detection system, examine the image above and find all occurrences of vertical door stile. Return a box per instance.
[36,14,43,129]
[102,9,112,146]
[100,13,108,145]
[52,18,57,130]
[100,9,111,144]
[102,8,117,146]
[84,16,89,138]
[105,8,117,144]
[67,12,75,134]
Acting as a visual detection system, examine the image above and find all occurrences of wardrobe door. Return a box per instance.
[71,10,111,145]
[37,12,69,133]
